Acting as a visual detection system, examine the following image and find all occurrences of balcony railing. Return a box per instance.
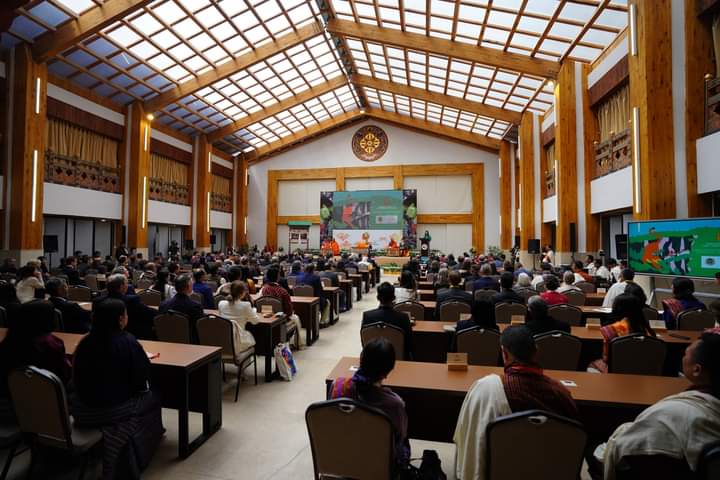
[593,128,631,179]
[705,77,720,136]
[544,169,556,198]
[149,178,190,205]
[211,192,232,212]
[45,150,121,193]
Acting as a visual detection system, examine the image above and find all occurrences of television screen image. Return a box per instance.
[628,218,720,279]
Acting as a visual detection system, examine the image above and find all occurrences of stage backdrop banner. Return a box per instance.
[320,189,417,250]
[628,218,720,279]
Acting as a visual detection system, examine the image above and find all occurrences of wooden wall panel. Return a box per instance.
[266,171,279,249]
[393,166,403,189]
[554,62,578,254]
[540,125,555,146]
[235,154,251,247]
[46,97,124,140]
[150,137,192,164]
[588,57,629,106]
[581,64,601,251]
[518,112,536,250]
[194,136,212,249]
[335,167,345,191]
[471,165,484,251]
[417,214,473,224]
[126,103,151,251]
[211,161,233,179]
[277,215,321,224]
[499,140,512,249]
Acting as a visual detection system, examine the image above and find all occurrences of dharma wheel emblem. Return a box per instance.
[352,125,388,161]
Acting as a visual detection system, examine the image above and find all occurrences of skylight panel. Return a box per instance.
[559,3,596,23]
[166,64,191,81]
[595,9,628,29]
[287,3,314,24]
[524,0,560,17]
[169,43,194,61]
[456,22,481,39]
[148,53,175,71]
[405,11,426,29]
[430,16,453,33]
[132,13,164,36]
[483,27,510,44]
[56,0,95,15]
[333,1,353,15]
[355,2,375,18]
[380,7,401,23]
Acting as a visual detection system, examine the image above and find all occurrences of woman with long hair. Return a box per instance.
[662,277,706,329]
[456,299,499,333]
[217,280,260,354]
[15,265,44,304]
[152,270,176,301]
[395,269,417,303]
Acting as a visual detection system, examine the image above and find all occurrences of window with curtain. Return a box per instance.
[211,175,232,212]
[544,142,555,173]
[596,83,629,141]
[47,118,118,168]
[212,175,231,195]
[150,153,188,186]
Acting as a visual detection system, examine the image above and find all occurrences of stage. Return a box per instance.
[374,256,410,266]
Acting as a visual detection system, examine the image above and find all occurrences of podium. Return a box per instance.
[420,238,430,259]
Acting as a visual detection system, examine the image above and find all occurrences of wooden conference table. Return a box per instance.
[326,356,689,443]
[250,293,320,346]
[0,328,221,459]
[411,321,699,375]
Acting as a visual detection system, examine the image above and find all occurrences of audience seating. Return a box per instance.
[53,309,65,332]
[83,274,98,291]
[642,306,660,322]
[8,367,102,480]
[465,281,474,292]
[67,285,92,302]
[135,278,153,291]
[455,327,501,366]
[574,281,597,294]
[345,267,358,275]
[306,399,394,480]
[564,289,586,307]
[486,410,586,480]
[189,292,203,304]
[336,272,346,281]
[0,423,22,480]
[319,277,331,288]
[293,285,314,297]
[608,334,667,376]
[286,276,297,287]
[535,282,546,293]
[534,331,582,371]
[439,301,471,322]
[495,302,527,324]
[514,288,537,304]
[548,304,583,327]
[154,311,193,344]
[699,442,720,480]
[197,315,257,401]
[394,301,425,321]
[474,289,496,302]
[360,323,406,361]
[676,309,716,331]
[138,289,162,307]
[255,296,283,314]
[614,454,693,480]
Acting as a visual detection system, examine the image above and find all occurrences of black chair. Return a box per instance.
[534,330,582,371]
[699,441,720,480]
[455,327,501,366]
[608,333,667,376]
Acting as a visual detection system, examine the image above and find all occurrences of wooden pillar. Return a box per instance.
[193,136,212,251]
[336,167,345,191]
[518,112,536,262]
[471,164,484,252]
[125,102,151,256]
[3,44,47,263]
[392,165,403,189]
[499,140,512,249]
[266,171,279,250]
[580,63,601,251]
[235,155,249,248]
[554,62,579,261]
[628,0,675,219]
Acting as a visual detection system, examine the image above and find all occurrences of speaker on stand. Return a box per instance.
[44,235,59,269]
[528,238,541,271]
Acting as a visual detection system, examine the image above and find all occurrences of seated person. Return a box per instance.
[539,275,568,306]
[73,298,164,479]
[0,301,72,420]
[394,270,417,303]
[473,264,500,291]
[329,338,410,472]
[215,266,245,298]
[95,274,156,339]
[493,272,523,304]
[454,326,578,480]
[435,271,473,320]
[589,294,656,373]
[525,296,571,335]
[151,270,176,302]
[572,261,592,283]
[601,328,720,479]
[433,268,451,293]
[662,277,707,330]
[594,260,612,282]
[192,269,215,309]
[456,298,499,333]
[217,281,260,355]
[531,263,553,289]
[512,272,535,293]
[602,268,634,308]
[361,282,413,360]
[260,266,302,348]
[557,271,582,294]
[15,265,44,303]
[46,277,91,333]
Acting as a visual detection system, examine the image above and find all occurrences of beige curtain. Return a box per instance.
[544,142,555,173]
[212,175,231,195]
[46,118,118,168]
[597,84,629,141]
[151,153,188,185]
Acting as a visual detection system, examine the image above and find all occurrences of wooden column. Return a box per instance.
[125,102,151,255]
[4,44,47,263]
[392,165,403,189]
[193,136,212,251]
[235,155,249,248]
[499,140,513,249]
[518,112,536,255]
[266,171,279,250]
[471,164,484,252]
[336,167,345,191]
[581,63,601,251]
[554,62,579,261]
[628,0,676,219]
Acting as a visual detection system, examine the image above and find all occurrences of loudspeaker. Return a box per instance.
[569,222,577,253]
[43,235,58,253]
[615,234,628,260]
[184,239,194,250]
[210,234,217,245]
[514,235,520,248]
[528,239,541,254]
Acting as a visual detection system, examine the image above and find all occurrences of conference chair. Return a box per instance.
[190,291,204,304]
[455,327,501,366]
[535,281,547,293]
[574,281,597,294]
[495,302,527,324]
[83,274,98,292]
[548,304,584,326]
[514,288,537,304]
[0,423,22,480]
[394,301,425,321]
[676,309,716,331]
[53,309,65,332]
[474,289,496,302]
[319,277,332,288]
[360,323,406,361]
[608,334,667,376]
[642,306,660,322]
[0,306,6,328]
[205,280,218,292]
[67,285,92,302]
[534,331,582,371]
[286,276,297,287]
[336,272,346,281]
[255,296,298,348]
[138,289,162,307]
[465,281,475,292]
[136,278,154,291]
[699,442,720,480]
[345,267,358,275]
[197,315,257,402]
[486,410,586,480]
[154,311,193,344]
[8,367,102,480]
[213,294,226,308]
[306,399,394,480]
[293,284,314,297]
[564,289,586,307]
[614,454,694,480]
[439,301,471,322]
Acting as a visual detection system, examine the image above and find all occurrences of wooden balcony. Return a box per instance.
[544,169,556,198]
[45,150,121,193]
[706,77,720,136]
[211,192,232,212]
[149,178,190,206]
[593,128,632,179]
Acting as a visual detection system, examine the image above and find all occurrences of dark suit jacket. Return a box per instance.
[319,271,339,287]
[526,318,571,336]
[49,296,91,333]
[473,277,500,291]
[361,306,413,360]
[435,287,473,320]
[159,293,204,325]
[298,272,324,298]
[94,292,156,340]
[493,289,524,305]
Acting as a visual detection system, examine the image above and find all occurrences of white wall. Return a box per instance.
[210,210,232,229]
[697,130,720,194]
[247,119,500,249]
[403,175,472,213]
[590,167,633,213]
[276,224,321,252]
[543,196,557,223]
[345,177,394,190]
[278,179,336,216]
[417,223,473,256]
[47,83,124,125]
[43,183,122,220]
[148,200,191,225]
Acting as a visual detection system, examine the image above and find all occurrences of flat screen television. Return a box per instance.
[627,217,720,279]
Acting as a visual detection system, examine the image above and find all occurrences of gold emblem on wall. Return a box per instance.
[352,125,388,161]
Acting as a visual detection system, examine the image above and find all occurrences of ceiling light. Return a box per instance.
[146,113,154,121]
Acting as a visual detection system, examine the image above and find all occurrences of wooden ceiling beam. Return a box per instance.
[207,75,348,143]
[32,0,154,62]
[327,19,559,79]
[144,21,325,113]
[353,74,522,124]
[365,108,501,152]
